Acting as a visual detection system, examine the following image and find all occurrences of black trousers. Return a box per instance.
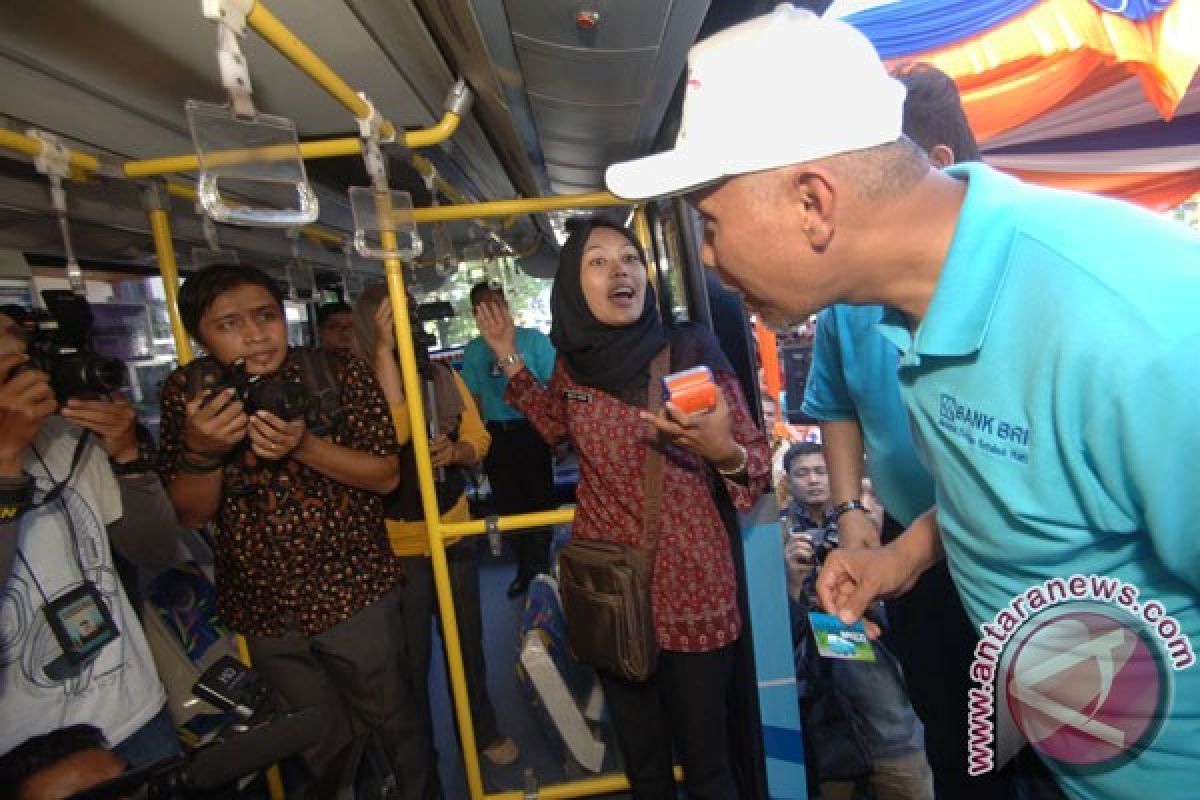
[598,644,739,800]
[483,420,555,580]
[398,541,501,749]
[881,515,1061,799]
[244,588,441,800]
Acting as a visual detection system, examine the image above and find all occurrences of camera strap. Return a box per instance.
[296,347,344,436]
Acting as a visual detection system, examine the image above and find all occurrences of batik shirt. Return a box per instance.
[158,350,402,637]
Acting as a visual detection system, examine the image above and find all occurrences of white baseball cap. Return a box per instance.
[605,5,906,201]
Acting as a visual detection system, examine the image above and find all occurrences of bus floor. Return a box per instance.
[426,546,632,799]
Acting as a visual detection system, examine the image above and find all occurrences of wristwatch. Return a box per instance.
[109,458,154,477]
[826,499,869,524]
[110,439,155,477]
[497,352,523,369]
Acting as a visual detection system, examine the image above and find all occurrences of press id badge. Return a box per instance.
[808,611,875,662]
[44,582,119,667]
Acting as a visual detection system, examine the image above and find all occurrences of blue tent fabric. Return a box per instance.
[1087,0,1175,22]
[843,0,1041,58]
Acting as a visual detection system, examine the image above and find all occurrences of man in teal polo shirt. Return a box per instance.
[803,64,1050,798]
[603,6,1200,799]
[461,282,557,597]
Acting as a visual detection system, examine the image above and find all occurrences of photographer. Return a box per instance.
[352,285,518,769]
[0,307,185,768]
[156,264,438,798]
[782,441,932,800]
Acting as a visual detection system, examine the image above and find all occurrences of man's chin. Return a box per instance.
[758,306,809,334]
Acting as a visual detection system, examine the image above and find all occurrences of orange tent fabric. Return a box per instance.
[897,0,1200,143]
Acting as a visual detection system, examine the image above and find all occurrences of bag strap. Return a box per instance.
[639,344,670,555]
[297,347,344,436]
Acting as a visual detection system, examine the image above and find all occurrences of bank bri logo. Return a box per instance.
[938,393,1030,464]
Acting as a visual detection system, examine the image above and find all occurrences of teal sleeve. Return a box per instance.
[801,307,856,421]
[460,339,487,396]
[1082,334,1200,593]
[525,329,556,385]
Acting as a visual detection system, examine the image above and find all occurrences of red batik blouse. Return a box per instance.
[506,357,770,652]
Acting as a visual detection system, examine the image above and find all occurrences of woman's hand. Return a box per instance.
[639,388,741,467]
[374,297,395,351]
[474,301,517,361]
[429,434,473,468]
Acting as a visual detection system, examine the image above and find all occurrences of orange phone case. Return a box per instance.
[662,366,717,414]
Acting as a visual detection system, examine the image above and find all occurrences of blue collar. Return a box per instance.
[878,164,1025,365]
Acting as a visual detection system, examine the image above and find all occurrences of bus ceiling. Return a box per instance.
[0,0,785,277]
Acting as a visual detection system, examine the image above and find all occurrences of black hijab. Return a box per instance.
[550,218,729,405]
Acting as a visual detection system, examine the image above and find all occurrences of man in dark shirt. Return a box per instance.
[157,264,438,798]
[316,302,354,355]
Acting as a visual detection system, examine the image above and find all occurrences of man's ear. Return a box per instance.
[783,166,837,252]
[928,144,955,170]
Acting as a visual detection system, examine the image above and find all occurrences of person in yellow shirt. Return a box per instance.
[353,283,518,768]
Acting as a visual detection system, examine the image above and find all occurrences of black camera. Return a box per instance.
[814,522,840,566]
[2,294,126,401]
[790,519,840,567]
[408,298,454,377]
[184,355,310,421]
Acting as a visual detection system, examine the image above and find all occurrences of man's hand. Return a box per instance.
[784,531,816,600]
[837,509,882,550]
[0,355,56,475]
[248,411,306,461]
[639,390,740,467]
[815,544,922,625]
[184,388,248,456]
[474,302,517,362]
[60,392,139,462]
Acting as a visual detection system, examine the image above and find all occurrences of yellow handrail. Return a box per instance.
[147,207,193,365]
[483,767,684,799]
[381,227,486,799]
[246,1,396,141]
[440,508,575,539]
[411,191,626,223]
[0,128,101,174]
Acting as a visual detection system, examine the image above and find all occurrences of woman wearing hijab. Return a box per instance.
[352,283,519,770]
[477,219,770,799]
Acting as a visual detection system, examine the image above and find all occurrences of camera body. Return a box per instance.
[790,517,840,567]
[184,355,310,421]
[408,298,454,377]
[2,294,126,401]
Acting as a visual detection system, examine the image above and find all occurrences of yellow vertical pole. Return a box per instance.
[632,206,658,290]
[145,201,193,364]
[377,202,486,800]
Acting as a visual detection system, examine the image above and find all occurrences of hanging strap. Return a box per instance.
[639,345,671,557]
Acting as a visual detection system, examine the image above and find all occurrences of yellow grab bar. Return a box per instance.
[146,207,193,364]
[411,191,626,223]
[246,1,396,141]
[0,128,100,174]
[440,508,575,539]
